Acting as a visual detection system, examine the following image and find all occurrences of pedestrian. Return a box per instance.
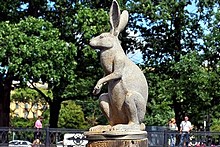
[169,118,178,147]
[32,116,43,146]
[178,116,192,147]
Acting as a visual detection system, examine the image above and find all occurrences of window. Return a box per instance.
[16,103,19,109]
[24,111,28,119]
[42,104,48,111]
[25,103,29,109]
[33,112,37,118]
[34,103,38,109]
[20,142,27,145]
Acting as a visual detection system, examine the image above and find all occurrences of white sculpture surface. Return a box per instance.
[89,0,148,132]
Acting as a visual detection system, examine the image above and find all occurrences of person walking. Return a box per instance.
[169,118,178,147]
[178,116,192,147]
[32,116,43,146]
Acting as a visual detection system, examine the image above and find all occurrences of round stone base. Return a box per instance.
[84,131,148,147]
[84,131,147,140]
[86,138,148,147]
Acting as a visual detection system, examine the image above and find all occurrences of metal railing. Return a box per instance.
[148,130,220,147]
[1,127,220,146]
[0,127,86,146]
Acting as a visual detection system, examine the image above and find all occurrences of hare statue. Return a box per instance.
[89,0,148,132]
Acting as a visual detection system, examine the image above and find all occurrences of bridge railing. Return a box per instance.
[1,127,220,146]
[0,127,86,146]
[148,130,220,147]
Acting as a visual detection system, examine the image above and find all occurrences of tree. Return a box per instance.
[40,5,109,127]
[58,101,88,129]
[0,17,77,127]
[2,0,220,128]
[126,0,220,126]
[201,10,220,129]
[144,72,175,126]
[75,98,106,128]
[10,117,35,128]
[0,0,112,127]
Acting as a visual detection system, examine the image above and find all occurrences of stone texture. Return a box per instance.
[89,0,148,133]
[84,131,147,140]
[86,139,148,147]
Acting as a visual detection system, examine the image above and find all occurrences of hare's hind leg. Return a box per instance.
[111,91,146,131]
[125,91,145,124]
[99,93,111,123]
[89,93,112,132]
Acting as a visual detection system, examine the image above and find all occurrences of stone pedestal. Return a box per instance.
[84,131,148,147]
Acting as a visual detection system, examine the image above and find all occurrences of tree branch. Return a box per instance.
[28,81,52,105]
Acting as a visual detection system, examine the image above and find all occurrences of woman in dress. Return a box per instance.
[169,118,178,147]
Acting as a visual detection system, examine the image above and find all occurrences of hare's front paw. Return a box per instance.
[93,84,102,95]
[93,87,101,95]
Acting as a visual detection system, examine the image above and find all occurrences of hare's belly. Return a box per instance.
[108,80,126,109]
[123,72,148,100]
[108,80,129,124]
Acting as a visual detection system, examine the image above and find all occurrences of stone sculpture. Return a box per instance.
[89,0,148,132]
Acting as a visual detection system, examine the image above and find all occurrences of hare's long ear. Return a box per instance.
[118,10,129,33]
[110,0,120,36]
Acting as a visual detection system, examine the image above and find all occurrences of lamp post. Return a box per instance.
[204,120,206,131]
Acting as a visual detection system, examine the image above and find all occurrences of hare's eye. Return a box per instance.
[99,35,104,39]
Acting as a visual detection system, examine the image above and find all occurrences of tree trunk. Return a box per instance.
[49,100,61,128]
[0,77,12,127]
[173,95,183,127]
[0,75,12,145]
[172,7,184,127]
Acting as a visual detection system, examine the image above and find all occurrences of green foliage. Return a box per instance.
[10,117,35,128]
[169,52,212,124]
[75,98,107,127]
[11,88,48,103]
[145,99,175,126]
[126,0,220,127]
[0,0,111,127]
[210,119,220,132]
[144,71,174,126]
[0,16,77,84]
[58,101,88,129]
[0,16,78,127]
[9,117,36,142]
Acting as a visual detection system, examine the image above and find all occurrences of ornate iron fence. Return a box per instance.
[148,130,220,147]
[1,126,220,146]
[0,127,87,147]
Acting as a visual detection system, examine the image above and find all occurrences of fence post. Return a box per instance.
[45,125,50,147]
[164,130,168,147]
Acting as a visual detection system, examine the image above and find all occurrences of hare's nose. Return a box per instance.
[89,39,96,46]
[89,41,95,47]
[89,40,93,46]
